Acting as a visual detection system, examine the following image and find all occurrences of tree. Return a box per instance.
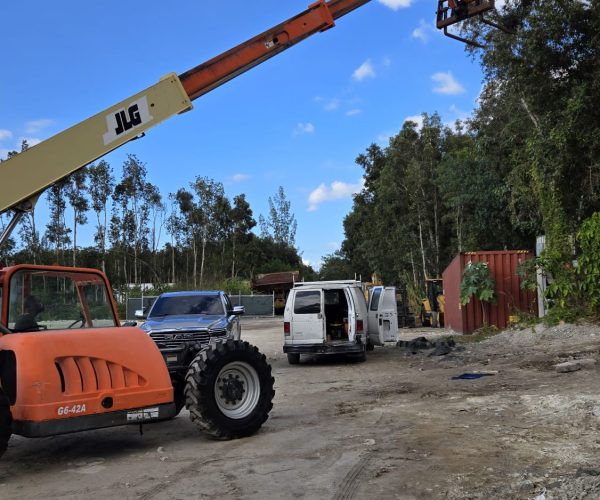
[88,160,115,273]
[460,261,496,327]
[230,194,256,278]
[111,154,152,284]
[45,180,72,265]
[259,186,297,246]
[65,168,89,267]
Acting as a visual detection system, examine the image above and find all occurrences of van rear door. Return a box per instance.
[367,286,399,345]
[290,289,325,344]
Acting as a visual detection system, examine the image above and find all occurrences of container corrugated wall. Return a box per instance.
[442,251,537,334]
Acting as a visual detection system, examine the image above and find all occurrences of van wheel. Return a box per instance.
[287,353,300,365]
[185,340,275,440]
[366,341,375,351]
[0,389,12,459]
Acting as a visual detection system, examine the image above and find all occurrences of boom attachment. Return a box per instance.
[436,0,506,49]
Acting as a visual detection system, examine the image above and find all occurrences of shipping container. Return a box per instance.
[442,251,537,334]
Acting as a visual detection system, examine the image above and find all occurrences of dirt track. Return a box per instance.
[1,318,599,499]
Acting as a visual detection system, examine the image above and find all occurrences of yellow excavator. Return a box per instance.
[420,278,445,328]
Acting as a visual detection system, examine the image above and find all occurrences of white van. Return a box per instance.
[283,280,398,364]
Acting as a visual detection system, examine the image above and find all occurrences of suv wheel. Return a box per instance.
[184,340,275,439]
[0,389,12,459]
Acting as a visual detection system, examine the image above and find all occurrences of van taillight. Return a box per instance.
[284,322,290,336]
[356,319,364,333]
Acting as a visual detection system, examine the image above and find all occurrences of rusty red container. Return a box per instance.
[442,251,537,334]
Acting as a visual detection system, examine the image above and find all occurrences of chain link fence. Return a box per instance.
[125,293,275,320]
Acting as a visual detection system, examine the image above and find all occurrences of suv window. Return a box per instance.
[294,291,321,314]
[223,294,233,313]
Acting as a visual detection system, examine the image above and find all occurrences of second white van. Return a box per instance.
[283,280,398,364]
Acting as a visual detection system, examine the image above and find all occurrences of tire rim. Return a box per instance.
[214,361,261,419]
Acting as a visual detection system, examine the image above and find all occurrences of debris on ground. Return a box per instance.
[396,336,456,356]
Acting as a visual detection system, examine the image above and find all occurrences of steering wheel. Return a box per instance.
[68,311,86,329]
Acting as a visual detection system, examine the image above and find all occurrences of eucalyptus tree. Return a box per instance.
[230,194,256,278]
[88,160,115,273]
[65,168,89,267]
[259,186,297,246]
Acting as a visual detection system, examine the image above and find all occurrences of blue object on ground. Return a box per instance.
[451,373,495,380]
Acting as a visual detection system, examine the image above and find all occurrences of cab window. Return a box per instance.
[8,269,117,332]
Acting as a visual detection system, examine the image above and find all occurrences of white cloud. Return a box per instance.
[346,109,362,117]
[0,129,13,142]
[232,173,249,182]
[308,179,364,211]
[293,122,315,136]
[412,19,436,42]
[324,98,341,111]
[353,60,376,81]
[377,0,414,10]
[24,119,53,135]
[302,258,311,267]
[404,114,424,129]
[431,71,465,95]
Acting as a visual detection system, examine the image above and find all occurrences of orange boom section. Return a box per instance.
[0,327,173,423]
[179,0,372,101]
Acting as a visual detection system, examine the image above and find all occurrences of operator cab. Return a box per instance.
[0,265,119,334]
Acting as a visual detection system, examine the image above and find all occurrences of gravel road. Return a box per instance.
[1,317,599,499]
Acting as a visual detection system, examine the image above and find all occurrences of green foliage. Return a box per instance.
[577,211,600,313]
[459,262,496,306]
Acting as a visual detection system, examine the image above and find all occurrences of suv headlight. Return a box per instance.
[140,322,152,334]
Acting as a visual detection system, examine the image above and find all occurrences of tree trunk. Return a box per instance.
[231,234,237,279]
[200,237,207,288]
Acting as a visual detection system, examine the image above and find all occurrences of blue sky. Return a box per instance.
[0,0,487,270]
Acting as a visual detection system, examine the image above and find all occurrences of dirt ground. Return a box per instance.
[1,318,599,499]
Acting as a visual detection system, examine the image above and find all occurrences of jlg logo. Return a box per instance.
[114,104,142,135]
[103,96,153,145]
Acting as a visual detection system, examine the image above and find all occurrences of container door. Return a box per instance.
[291,289,325,344]
[367,286,398,345]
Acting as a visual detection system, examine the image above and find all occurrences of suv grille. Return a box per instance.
[150,330,210,348]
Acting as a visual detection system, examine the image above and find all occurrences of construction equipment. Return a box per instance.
[0,0,498,458]
[436,0,510,48]
[420,278,445,328]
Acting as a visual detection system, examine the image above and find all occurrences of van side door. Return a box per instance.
[290,289,325,344]
[367,286,399,345]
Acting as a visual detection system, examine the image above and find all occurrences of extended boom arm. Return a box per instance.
[0,0,371,245]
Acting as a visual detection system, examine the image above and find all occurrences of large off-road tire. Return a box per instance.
[184,340,275,440]
[0,389,12,459]
[287,353,300,365]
